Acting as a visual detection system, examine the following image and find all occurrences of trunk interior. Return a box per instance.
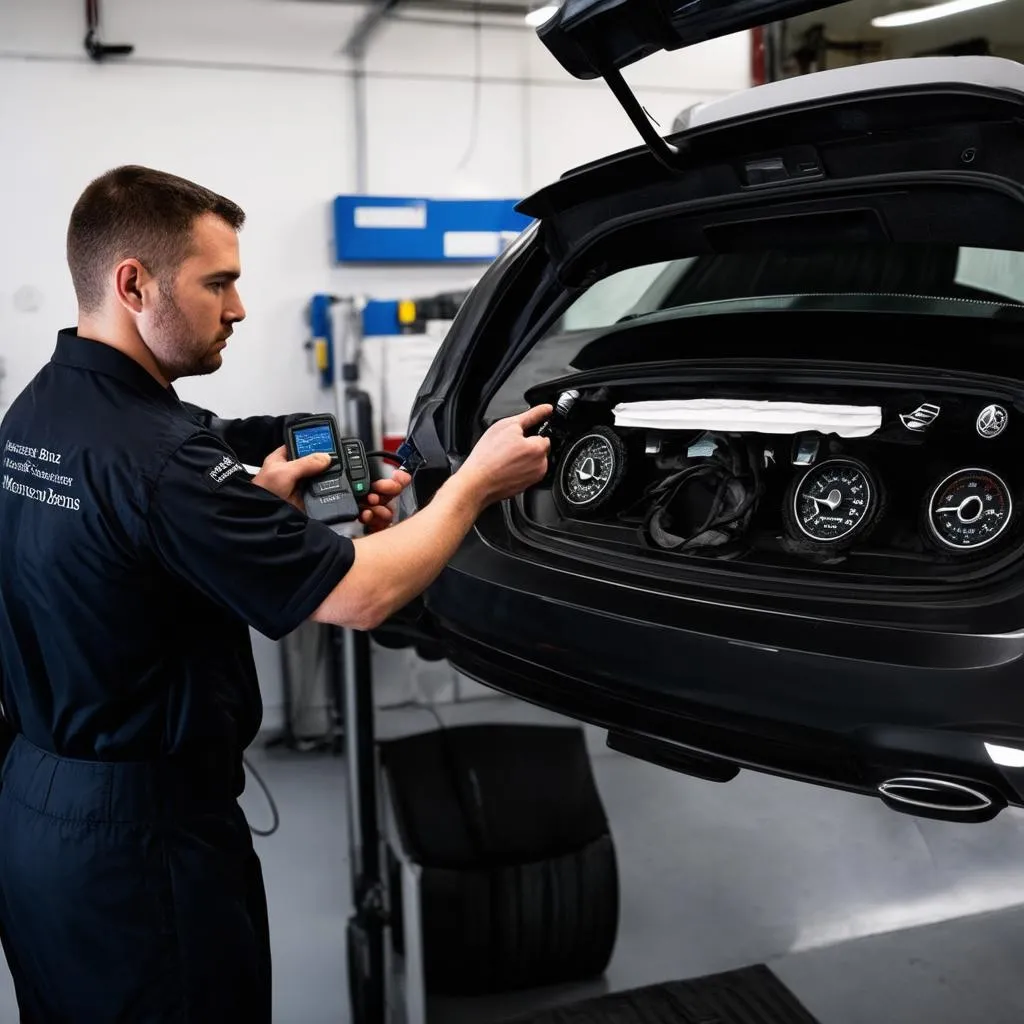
[505,308,1024,611]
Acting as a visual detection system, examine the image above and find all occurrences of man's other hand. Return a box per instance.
[358,469,411,533]
[253,446,331,512]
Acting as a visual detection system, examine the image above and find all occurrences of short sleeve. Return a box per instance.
[147,433,354,640]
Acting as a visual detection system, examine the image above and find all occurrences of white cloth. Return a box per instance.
[612,399,882,437]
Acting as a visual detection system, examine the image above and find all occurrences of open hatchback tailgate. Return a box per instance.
[521,55,1024,287]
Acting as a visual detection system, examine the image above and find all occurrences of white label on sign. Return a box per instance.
[353,205,427,230]
[443,231,501,259]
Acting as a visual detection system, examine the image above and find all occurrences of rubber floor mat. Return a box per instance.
[502,964,821,1024]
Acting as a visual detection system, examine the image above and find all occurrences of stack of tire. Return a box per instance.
[380,723,619,995]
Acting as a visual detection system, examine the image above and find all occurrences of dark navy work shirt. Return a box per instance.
[0,330,354,763]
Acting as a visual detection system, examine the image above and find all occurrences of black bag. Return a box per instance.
[638,434,763,555]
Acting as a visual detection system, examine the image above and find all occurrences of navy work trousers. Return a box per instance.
[0,735,271,1023]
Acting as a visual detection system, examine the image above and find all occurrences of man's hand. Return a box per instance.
[252,446,331,512]
[358,469,412,533]
[457,404,553,506]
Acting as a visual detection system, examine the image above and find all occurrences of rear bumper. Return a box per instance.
[426,531,1024,817]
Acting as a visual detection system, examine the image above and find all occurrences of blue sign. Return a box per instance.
[333,195,531,263]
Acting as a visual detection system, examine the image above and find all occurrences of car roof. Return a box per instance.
[551,55,1024,186]
[686,56,1024,134]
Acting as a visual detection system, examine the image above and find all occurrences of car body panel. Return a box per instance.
[684,54,1024,131]
[424,528,1024,819]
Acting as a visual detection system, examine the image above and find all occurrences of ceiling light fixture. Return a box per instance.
[872,0,1007,28]
[525,4,559,28]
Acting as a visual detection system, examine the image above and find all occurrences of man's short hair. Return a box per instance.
[67,165,246,313]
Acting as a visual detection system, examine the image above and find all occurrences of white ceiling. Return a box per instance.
[285,0,1024,62]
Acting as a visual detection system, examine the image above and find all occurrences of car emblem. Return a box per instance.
[977,404,1008,439]
[899,403,940,432]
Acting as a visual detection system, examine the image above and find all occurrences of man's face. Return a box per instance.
[141,212,246,380]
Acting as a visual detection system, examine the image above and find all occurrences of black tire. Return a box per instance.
[380,724,619,998]
[421,835,619,996]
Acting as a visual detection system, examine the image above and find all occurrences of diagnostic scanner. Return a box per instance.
[285,414,370,525]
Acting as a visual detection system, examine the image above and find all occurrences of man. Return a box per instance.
[0,165,551,1023]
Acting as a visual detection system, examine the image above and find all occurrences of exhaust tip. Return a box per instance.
[878,776,1004,823]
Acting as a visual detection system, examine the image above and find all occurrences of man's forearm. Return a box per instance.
[312,473,487,631]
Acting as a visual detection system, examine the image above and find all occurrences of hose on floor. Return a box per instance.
[243,754,281,838]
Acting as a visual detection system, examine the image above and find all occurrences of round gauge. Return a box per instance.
[927,468,1013,551]
[553,427,627,517]
[787,458,880,547]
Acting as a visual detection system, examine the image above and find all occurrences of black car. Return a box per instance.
[386,0,1024,824]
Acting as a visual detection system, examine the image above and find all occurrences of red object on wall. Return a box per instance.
[382,434,405,454]
[751,26,767,86]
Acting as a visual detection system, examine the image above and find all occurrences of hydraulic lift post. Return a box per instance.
[333,295,386,1024]
[341,624,386,1024]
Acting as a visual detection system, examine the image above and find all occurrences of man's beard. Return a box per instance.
[149,280,222,379]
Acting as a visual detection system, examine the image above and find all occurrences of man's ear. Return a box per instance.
[113,259,151,314]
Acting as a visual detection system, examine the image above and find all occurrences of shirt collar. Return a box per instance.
[51,329,181,407]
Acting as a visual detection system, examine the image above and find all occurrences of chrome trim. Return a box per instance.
[727,639,779,653]
[878,776,993,814]
[977,404,1008,439]
[900,402,941,431]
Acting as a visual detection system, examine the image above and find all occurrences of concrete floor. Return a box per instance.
[3,695,1024,1023]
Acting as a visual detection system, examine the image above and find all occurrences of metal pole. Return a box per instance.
[344,627,380,893]
[333,296,385,1023]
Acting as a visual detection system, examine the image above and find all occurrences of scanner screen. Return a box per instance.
[293,424,336,457]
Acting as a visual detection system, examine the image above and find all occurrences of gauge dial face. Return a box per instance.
[557,430,624,513]
[928,468,1013,550]
[793,459,876,544]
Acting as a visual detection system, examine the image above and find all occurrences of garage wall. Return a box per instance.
[0,0,750,729]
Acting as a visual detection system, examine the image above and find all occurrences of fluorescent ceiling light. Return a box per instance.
[525,4,559,27]
[872,0,1007,27]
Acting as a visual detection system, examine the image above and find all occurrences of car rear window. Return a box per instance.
[557,244,1024,330]
[484,243,1024,422]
